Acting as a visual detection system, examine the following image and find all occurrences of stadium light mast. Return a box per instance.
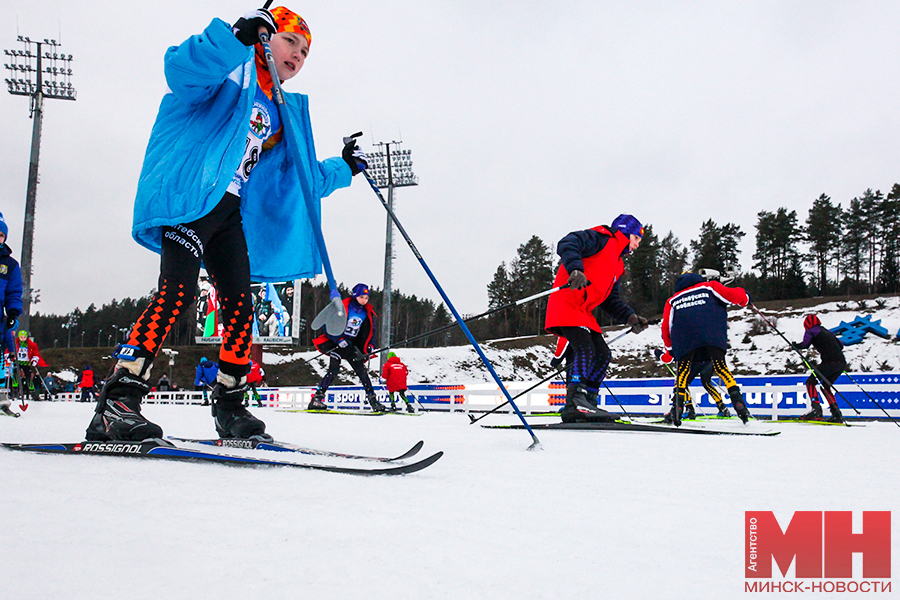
[4,36,76,330]
[367,141,418,370]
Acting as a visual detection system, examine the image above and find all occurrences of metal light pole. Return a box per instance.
[367,142,418,370]
[4,36,76,330]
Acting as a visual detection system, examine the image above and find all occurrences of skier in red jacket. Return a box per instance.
[545,214,648,423]
[381,352,414,413]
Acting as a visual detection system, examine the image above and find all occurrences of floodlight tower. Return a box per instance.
[4,36,76,330]
[367,142,418,370]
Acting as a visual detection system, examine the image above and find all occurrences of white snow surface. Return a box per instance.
[2,402,898,600]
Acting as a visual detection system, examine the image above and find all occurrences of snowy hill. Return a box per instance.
[267,295,900,385]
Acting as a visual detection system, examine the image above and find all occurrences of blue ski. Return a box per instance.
[168,437,424,462]
[1,440,442,476]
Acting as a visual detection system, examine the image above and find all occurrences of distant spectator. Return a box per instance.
[246,360,265,407]
[195,357,219,406]
[156,374,173,392]
[381,352,415,413]
[79,366,95,403]
[44,375,60,397]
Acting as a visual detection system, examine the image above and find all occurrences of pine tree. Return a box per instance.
[624,224,661,315]
[690,220,745,272]
[509,236,555,335]
[878,184,900,293]
[841,197,866,293]
[753,208,804,299]
[804,194,842,295]
[658,231,688,298]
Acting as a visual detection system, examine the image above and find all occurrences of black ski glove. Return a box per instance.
[232,8,276,46]
[567,270,589,290]
[626,313,649,333]
[5,314,17,331]
[342,138,368,175]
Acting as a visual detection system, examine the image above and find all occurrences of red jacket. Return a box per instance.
[544,226,631,333]
[14,338,44,367]
[381,356,408,392]
[80,369,94,389]
[247,361,264,385]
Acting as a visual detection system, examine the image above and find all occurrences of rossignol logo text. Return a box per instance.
[745,511,891,593]
[78,442,143,454]
[216,439,255,449]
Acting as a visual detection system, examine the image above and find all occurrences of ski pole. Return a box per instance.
[600,381,632,421]
[274,284,573,384]
[840,371,900,427]
[468,328,637,424]
[467,366,565,425]
[256,23,346,336]
[657,358,713,419]
[360,169,541,450]
[15,364,28,411]
[369,284,571,356]
[750,305,859,416]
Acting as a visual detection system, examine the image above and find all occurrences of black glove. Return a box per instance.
[626,313,649,333]
[351,346,367,363]
[232,8,276,46]
[791,342,801,352]
[653,348,663,360]
[5,310,19,332]
[567,270,589,290]
[342,138,368,175]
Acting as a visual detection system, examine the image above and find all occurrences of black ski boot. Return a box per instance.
[405,402,415,413]
[211,381,269,440]
[800,401,823,421]
[85,368,161,441]
[672,391,685,427]
[307,388,328,411]
[827,403,844,423]
[560,383,616,423]
[366,393,387,413]
[683,403,696,421]
[716,404,731,418]
[728,386,751,424]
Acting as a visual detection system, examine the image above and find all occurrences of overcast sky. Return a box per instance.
[2,0,900,317]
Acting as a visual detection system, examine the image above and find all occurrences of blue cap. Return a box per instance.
[610,214,643,238]
[352,283,370,298]
[0,212,8,239]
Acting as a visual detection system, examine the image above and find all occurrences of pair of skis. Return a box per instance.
[279,408,421,416]
[2,437,442,476]
[483,419,781,436]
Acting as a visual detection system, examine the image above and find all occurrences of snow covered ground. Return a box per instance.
[1,402,898,600]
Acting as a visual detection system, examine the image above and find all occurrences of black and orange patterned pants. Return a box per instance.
[124,193,253,379]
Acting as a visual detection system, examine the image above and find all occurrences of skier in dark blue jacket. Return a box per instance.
[0,213,23,416]
[796,314,846,422]
[660,272,751,426]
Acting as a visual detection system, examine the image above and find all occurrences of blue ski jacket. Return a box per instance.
[0,244,23,319]
[195,359,219,387]
[661,273,749,359]
[132,18,351,282]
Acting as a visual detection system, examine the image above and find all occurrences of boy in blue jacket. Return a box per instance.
[87,7,366,442]
[0,213,23,416]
